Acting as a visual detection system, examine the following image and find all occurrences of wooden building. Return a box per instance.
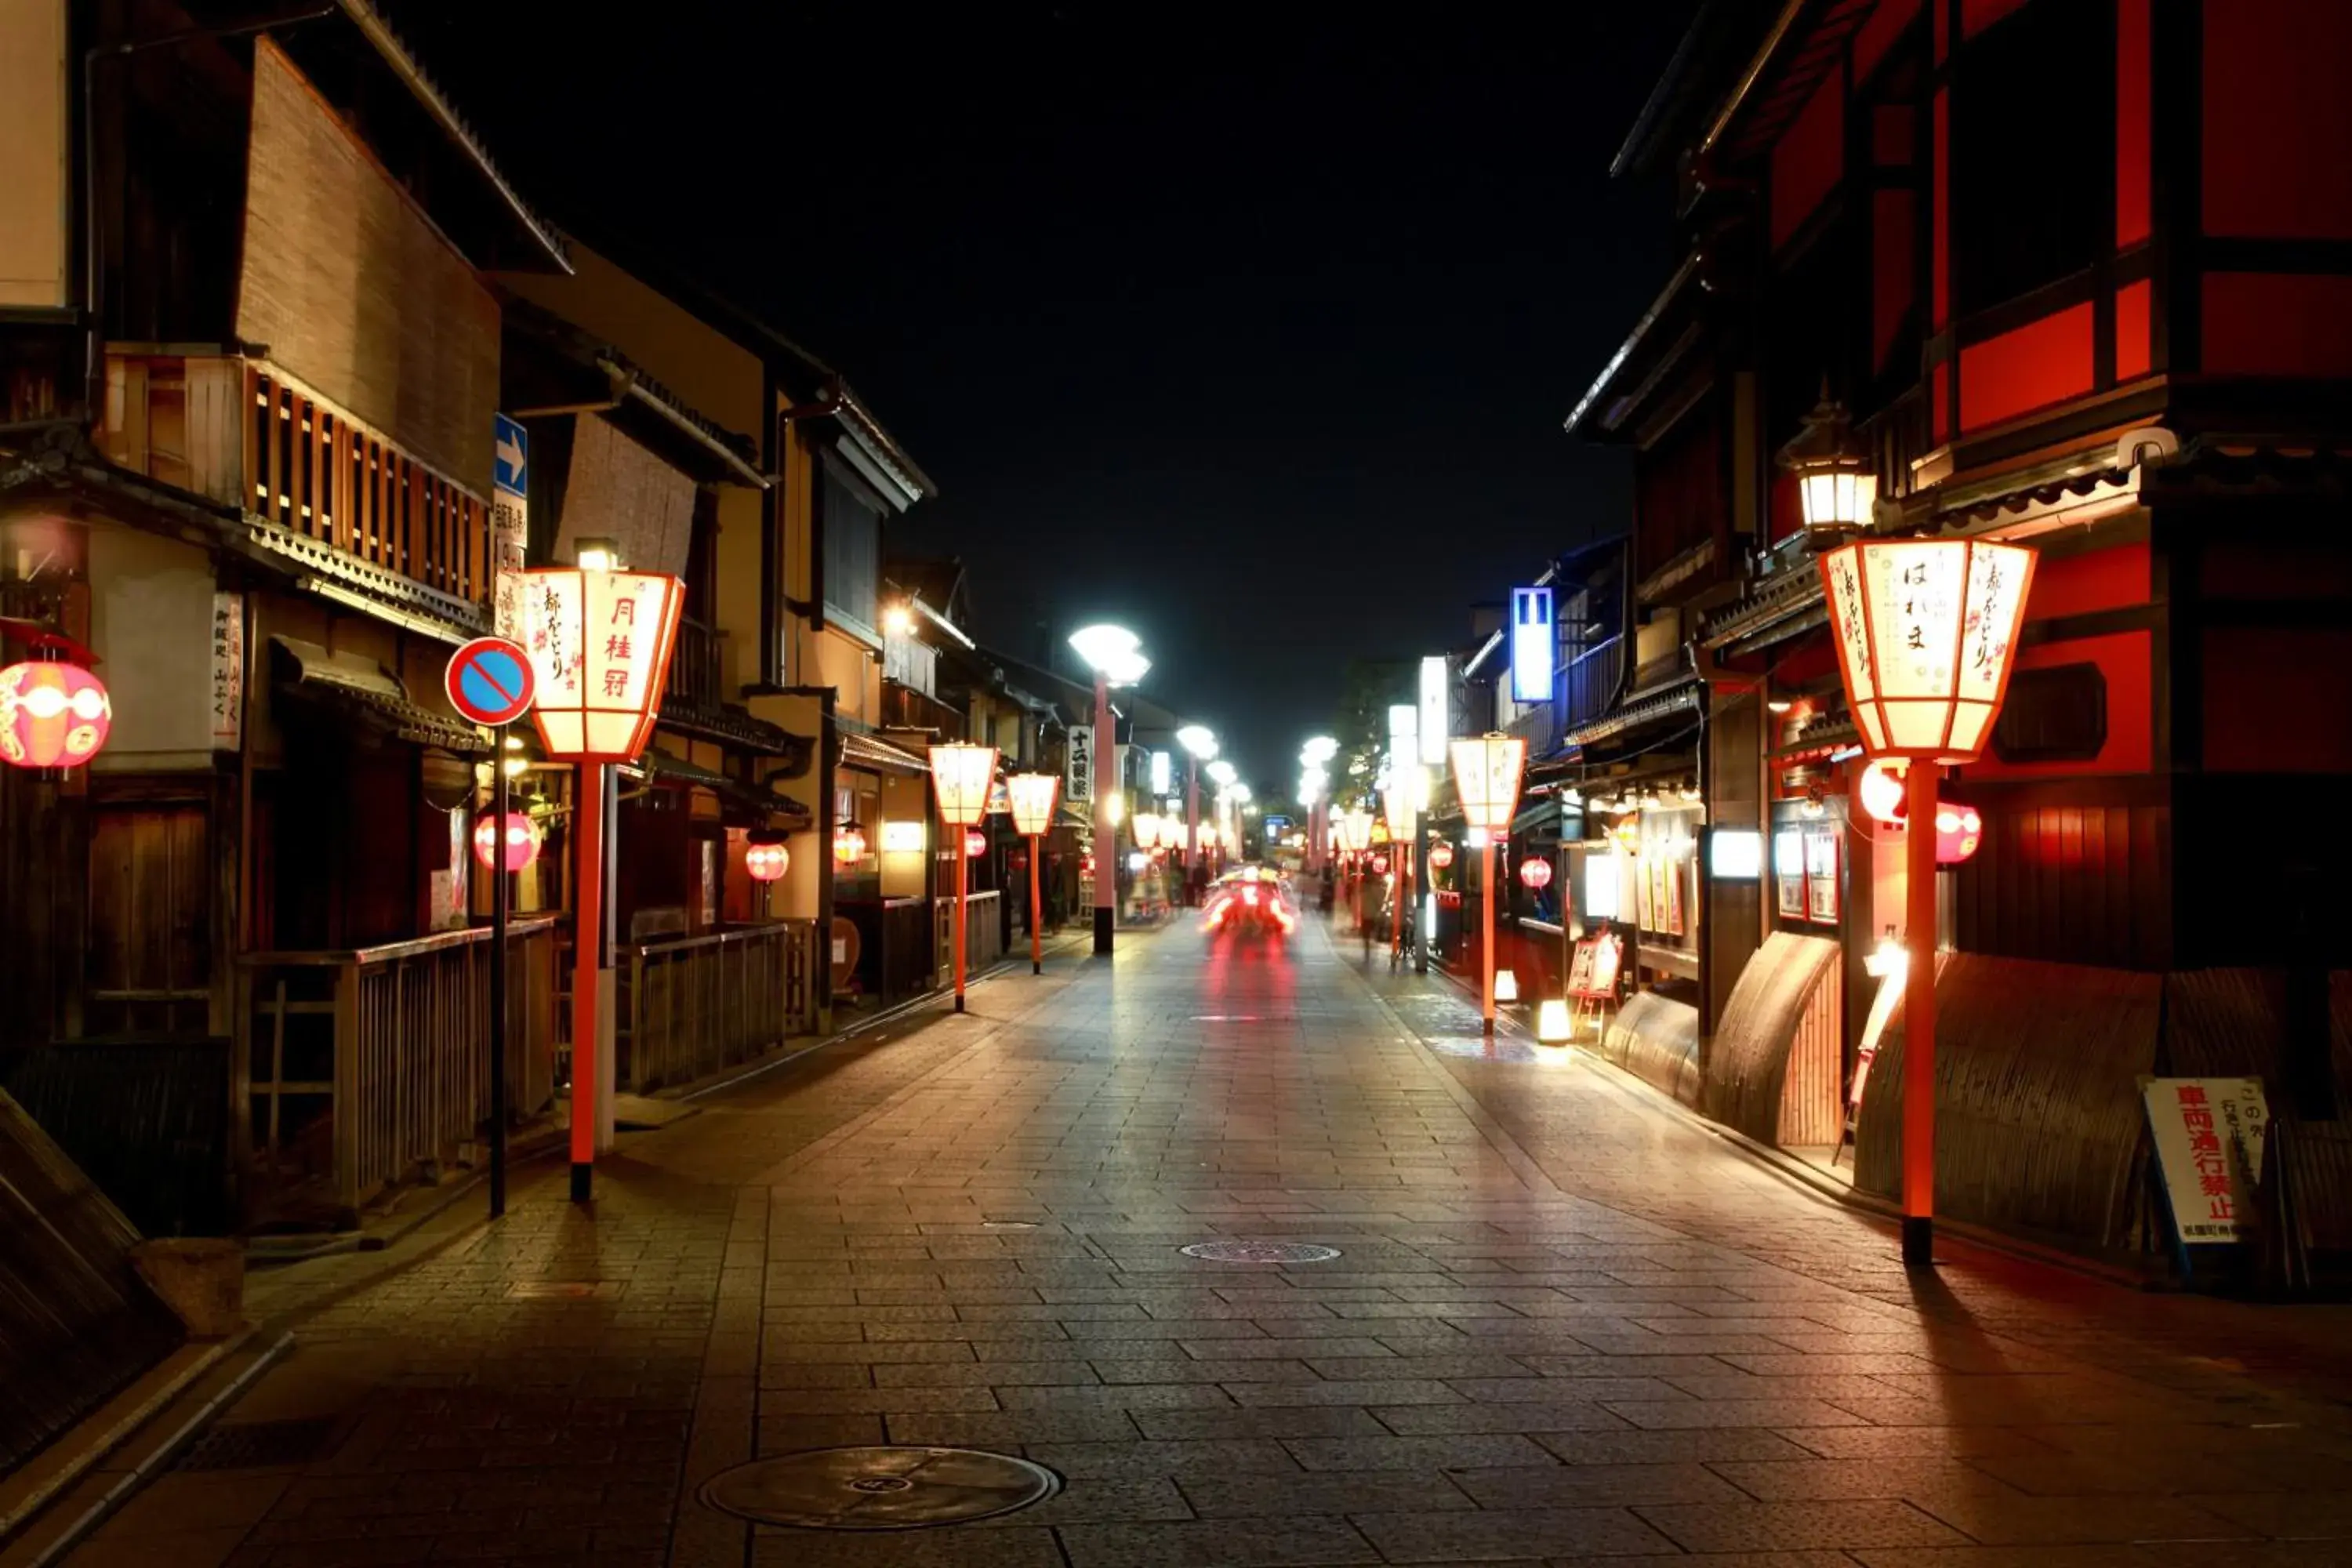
[1566,0,2352,1255]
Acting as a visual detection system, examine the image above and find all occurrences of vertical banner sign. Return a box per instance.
[209,591,245,750]
[1509,586,1555,704]
[1067,728,1094,803]
[1417,655,1448,765]
[2143,1077,2270,1244]
[492,415,530,640]
[1149,749,1171,796]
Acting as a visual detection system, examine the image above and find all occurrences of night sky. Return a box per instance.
[395,4,1698,790]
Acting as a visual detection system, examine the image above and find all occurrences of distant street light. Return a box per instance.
[1007,771,1060,975]
[1177,724,1218,901]
[1449,734,1527,1037]
[1069,624,1149,955]
[928,742,999,1013]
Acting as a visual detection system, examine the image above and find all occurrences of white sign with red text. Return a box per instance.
[2143,1076,2269,1245]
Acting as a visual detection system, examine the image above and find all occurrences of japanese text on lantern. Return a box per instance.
[1865,543,1961,698]
[1824,548,1875,702]
[2142,1077,2269,1243]
[1958,544,2024,703]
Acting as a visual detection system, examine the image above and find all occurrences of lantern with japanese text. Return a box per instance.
[1450,734,1528,1037]
[833,824,866,867]
[0,660,111,770]
[1519,856,1553,891]
[519,566,684,762]
[1817,535,2035,1270]
[472,811,541,873]
[927,742,1000,1011]
[745,835,790,884]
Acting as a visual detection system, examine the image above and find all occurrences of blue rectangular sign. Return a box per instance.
[493,414,528,498]
[1510,586,1555,703]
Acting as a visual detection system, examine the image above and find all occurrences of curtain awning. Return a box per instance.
[269,636,488,755]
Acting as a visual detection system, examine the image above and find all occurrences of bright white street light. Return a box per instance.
[1301,735,1339,765]
[1206,760,1238,789]
[1068,622,1141,671]
[1229,783,1252,804]
[1176,724,1218,758]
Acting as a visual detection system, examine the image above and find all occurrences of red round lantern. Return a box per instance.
[746,837,790,883]
[1370,854,1390,877]
[1519,856,1553,891]
[0,660,111,770]
[1428,841,1456,870]
[471,811,540,873]
[1858,760,1907,825]
[833,825,866,867]
[964,826,987,858]
[1934,804,1983,866]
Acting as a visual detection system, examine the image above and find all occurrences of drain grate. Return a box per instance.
[1181,1240,1342,1264]
[699,1446,1060,1530]
[176,1417,340,1472]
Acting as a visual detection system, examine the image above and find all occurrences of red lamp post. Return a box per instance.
[928,742,999,1013]
[1449,734,1527,1036]
[520,550,684,1203]
[1819,535,2034,1266]
[1008,771,1060,975]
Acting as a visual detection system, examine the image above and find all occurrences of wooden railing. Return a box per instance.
[615,920,818,1092]
[663,615,724,718]
[100,350,492,607]
[237,916,560,1210]
[935,889,1004,978]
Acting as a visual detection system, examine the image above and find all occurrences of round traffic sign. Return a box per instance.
[445,637,536,728]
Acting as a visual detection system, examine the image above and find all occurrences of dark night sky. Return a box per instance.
[394,4,1698,790]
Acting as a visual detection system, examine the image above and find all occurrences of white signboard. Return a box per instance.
[2143,1076,2269,1244]
[1067,728,1094,804]
[209,591,244,750]
[492,415,529,640]
[1417,655,1448,765]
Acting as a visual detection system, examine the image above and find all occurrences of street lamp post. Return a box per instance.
[1817,535,2034,1267]
[1177,725,1216,906]
[1300,736,1338,876]
[1069,626,1149,956]
[1007,771,1060,975]
[928,742,999,1013]
[1449,734,1527,1038]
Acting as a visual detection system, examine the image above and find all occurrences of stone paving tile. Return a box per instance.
[1635,1498,1973,1552]
[66,920,2352,1568]
[1352,1504,1678,1560]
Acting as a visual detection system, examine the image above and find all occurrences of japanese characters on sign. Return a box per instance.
[209,591,245,751]
[1820,548,1878,750]
[1805,830,1841,924]
[520,568,683,762]
[492,415,529,641]
[1066,728,1094,804]
[1817,538,2037,762]
[2143,1076,2270,1244]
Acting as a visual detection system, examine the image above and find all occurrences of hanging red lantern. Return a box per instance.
[0,660,112,770]
[1519,856,1553,891]
[1933,804,1983,866]
[472,811,541,873]
[746,836,790,883]
[1858,760,1907,824]
[833,824,866,868]
[1428,840,1455,871]
[964,826,987,858]
[1370,853,1390,877]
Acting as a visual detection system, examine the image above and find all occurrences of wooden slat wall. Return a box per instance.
[1700,932,1843,1147]
[85,800,210,1039]
[1952,792,2172,971]
[1855,953,2162,1250]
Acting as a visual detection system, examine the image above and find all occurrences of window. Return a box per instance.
[1991,662,2107,763]
[1950,2,2113,316]
[820,456,883,637]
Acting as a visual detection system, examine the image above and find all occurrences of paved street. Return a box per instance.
[66,916,2352,1568]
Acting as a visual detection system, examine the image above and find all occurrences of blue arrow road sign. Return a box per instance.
[494,415,528,498]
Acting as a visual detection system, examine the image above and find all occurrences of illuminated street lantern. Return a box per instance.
[1519,856,1552,891]
[1818,534,2037,1270]
[929,742,1000,1013]
[0,659,111,770]
[1535,997,1573,1046]
[518,546,686,1207]
[1007,771,1061,974]
[1336,808,1374,855]
[472,811,541,873]
[1428,840,1455,871]
[1134,812,1164,852]
[745,836,790,884]
[1780,384,1875,532]
[1450,734,1528,1037]
[1858,759,1907,824]
[833,823,867,867]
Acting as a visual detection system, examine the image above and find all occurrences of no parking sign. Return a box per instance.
[445,637,536,728]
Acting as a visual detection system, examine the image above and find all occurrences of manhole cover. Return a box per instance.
[177,1417,340,1472]
[699,1446,1060,1530]
[1181,1240,1342,1263]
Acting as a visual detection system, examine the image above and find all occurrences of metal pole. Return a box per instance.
[1903,762,1937,1266]
[1185,762,1200,906]
[954,833,969,1012]
[1414,823,1429,975]
[1029,833,1044,974]
[1093,673,1114,955]
[1481,838,1497,1037]
[570,760,603,1203]
[488,727,509,1219]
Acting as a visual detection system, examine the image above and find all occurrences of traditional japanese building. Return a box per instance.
[1567,0,2352,1260]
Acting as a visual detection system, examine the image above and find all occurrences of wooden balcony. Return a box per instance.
[100,349,493,615]
[663,615,724,718]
